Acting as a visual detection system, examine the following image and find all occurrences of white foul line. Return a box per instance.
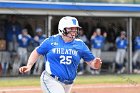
[0,85,140,92]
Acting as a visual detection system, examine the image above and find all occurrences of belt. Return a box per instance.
[50,74,73,85]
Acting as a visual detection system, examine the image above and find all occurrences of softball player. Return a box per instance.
[19,16,102,93]
[13,29,31,75]
[115,31,128,74]
[90,28,106,74]
[133,36,140,73]
[33,27,46,47]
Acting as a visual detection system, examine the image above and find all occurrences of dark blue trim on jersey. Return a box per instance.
[0,2,140,12]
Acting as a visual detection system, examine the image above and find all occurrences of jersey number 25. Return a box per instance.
[60,55,72,65]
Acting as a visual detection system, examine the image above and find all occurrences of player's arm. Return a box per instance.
[19,48,40,73]
[86,57,102,69]
[81,40,102,69]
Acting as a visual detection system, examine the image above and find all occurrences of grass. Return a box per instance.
[75,74,140,85]
[0,74,140,87]
[0,76,40,87]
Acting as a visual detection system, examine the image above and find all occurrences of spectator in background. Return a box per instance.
[90,28,107,74]
[32,27,46,47]
[1,52,11,76]
[12,28,31,75]
[33,27,46,75]
[24,22,34,37]
[5,15,22,53]
[115,31,128,74]
[107,23,117,43]
[27,27,46,52]
[132,35,140,74]
[77,28,89,75]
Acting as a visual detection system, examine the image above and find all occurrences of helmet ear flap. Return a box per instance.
[62,27,81,38]
[59,28,68,36]
[63,28,68,35]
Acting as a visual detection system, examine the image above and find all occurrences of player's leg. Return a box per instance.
[115,49,120,64]
[0,52,2,76]
[133,50,140,73]
[116,49,122,74]
[38,57,44,74]
[77,59,84,75]
[119,49,126,73]
[62,83,73,93]
[16,47,24,75]
[120,49,126,64]
[90,48,97,74]
[4,52,10,76]
[8,42,13,52]
[12,56,20,75]
[33,60,38,75]
[33,56,44,75]
[23,48,30,75]
[133,51,139,67]
[40,71,65,93]
[94,49,101,74]
[1,52,9,76]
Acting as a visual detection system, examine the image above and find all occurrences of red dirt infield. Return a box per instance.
[0,84,140,93]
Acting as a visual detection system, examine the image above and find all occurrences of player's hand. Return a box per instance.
[19,66,31,73]
[93,58,102,69]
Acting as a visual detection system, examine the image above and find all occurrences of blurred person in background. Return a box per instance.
[33,27,46,75]
[115,31,128,74]
[90,28,107,75]
[77,28,89,75]
[3,15,22,76]
[5,15,22,53]
[0,52,1,75]
[132,34,140,74]
[1,52,11,76]
[32,27,46,48]
[12,28,31,75]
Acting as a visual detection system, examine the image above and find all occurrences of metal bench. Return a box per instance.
[100,51,116,73]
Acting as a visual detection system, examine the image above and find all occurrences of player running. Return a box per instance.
[19,16,102,93]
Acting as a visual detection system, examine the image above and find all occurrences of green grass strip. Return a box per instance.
[0,76,40,87]
[75,74,140,85]
[0,74,140,87]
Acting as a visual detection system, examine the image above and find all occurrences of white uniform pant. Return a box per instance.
[17,47,28,65]
[33,56,44,75]
[116,49,126,64]
[8,35,18,52]
[91,48,101,57]
[12,47,28,75]
[133,49,140,64]
[40,71,73,93]
[90,48,101,72]
[0,52,10,76]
